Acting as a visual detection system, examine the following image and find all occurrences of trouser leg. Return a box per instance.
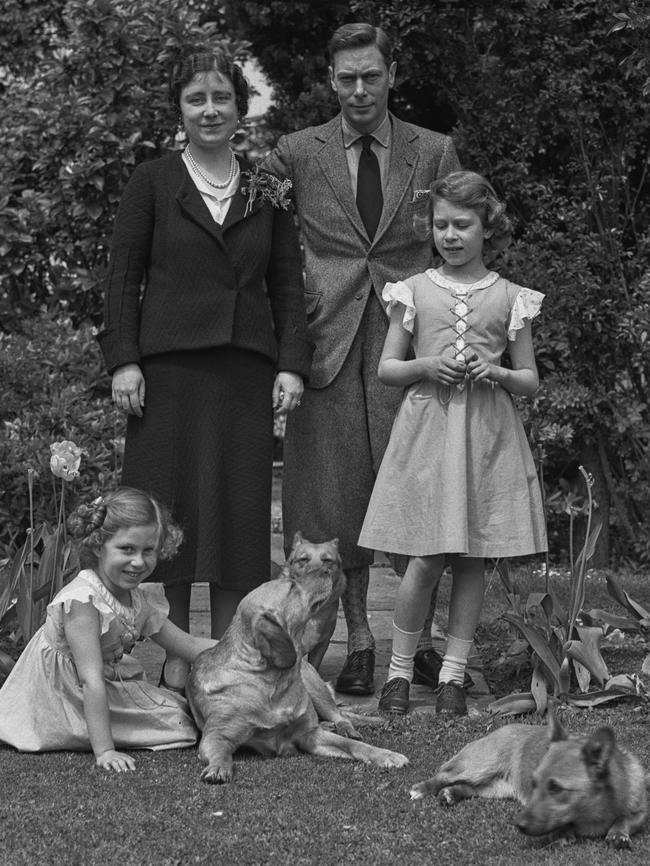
[341,565,374,653]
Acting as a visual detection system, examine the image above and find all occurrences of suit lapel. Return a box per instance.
[314,117,368,237]
[175,153,254,244]
[372,116,419,244]
[175,158,227,248]
[314,114,420,245]
[221,156,254,232]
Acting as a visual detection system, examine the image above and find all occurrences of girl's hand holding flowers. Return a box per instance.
[466,352,496,384]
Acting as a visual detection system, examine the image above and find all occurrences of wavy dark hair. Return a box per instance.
[328,22,393,68]
[169,46,249,117]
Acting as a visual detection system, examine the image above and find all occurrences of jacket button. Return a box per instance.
[355,292,364,300]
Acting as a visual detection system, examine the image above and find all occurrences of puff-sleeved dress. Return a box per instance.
[0,570,197,752]
[358,269,547,558]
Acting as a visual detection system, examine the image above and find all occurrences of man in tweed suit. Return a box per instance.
[263,22,460,695]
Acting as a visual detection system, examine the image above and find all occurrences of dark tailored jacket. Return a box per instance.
[98,151,313,379]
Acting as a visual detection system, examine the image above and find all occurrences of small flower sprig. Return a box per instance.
[242,166,292,216]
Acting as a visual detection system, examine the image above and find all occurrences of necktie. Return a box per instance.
[356,135,383,240]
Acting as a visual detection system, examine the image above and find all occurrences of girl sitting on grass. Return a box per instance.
[0,487,216,772]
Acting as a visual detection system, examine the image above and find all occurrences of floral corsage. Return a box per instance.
[410,189,433,241]
[241,166,292,216]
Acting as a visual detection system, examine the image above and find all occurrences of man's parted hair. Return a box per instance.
[328,23,393,68]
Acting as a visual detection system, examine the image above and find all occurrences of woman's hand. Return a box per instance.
[273,371,304,414]
[96,748,136,773]
[112,363,145,417]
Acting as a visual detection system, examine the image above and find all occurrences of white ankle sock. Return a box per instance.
[387,622,421,682]
[439,635,473,685]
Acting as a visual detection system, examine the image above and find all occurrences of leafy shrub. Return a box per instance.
[0,314,125,556]
[0,0,248,328]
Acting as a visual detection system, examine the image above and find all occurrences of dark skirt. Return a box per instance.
[122,347,275,592]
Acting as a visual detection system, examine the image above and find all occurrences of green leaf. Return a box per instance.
[565,689,645,708]
[502,612,562,693]
[530,659,549,713]
[572,658,591,692]
[558,656,571,695]
[564,626,610,686]
[573,517,603,573]
[488,692,538,717]
[606,574,650,621]
[582,607,641,632]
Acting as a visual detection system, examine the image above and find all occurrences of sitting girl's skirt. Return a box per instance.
[0,571,197,752]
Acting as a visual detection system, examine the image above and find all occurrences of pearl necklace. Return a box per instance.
[185,146,238,190]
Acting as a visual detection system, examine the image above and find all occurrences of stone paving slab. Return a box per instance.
[133,530,494,717]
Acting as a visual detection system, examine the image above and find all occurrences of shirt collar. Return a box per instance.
[342,113,391,149]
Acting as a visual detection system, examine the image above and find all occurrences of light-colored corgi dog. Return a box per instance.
[410,714,648,849]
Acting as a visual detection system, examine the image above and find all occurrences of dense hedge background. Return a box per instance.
[1,0,649,565]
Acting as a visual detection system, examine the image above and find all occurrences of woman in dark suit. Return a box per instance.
[98,46,312,691]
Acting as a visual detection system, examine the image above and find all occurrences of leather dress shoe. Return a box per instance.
[412,648,473,690]
[335,648,375,695]
[435,681,467,715]
[378,677,410,715]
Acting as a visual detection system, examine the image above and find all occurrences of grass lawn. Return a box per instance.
[1,565,649,865]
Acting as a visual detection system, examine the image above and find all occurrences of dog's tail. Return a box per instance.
[338,709,383,726]
[326,681,382,725]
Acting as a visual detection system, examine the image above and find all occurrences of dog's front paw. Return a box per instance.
[606,830,631,851]
[409,781,430,801]
[437,786,459,806]
[334,719,363,740]
[378,749,409,769]
[200,764,233,784]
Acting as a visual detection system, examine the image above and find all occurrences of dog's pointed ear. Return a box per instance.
[270,559,283,580]
[253,612,297,669]
[548,710,568,742]
[582,727,615,778]
[291,531,304,551]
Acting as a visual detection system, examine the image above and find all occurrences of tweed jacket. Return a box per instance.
[262,113,460,388]
[98,151,313,379]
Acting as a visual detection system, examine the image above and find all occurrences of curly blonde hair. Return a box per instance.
[67,487,184,567]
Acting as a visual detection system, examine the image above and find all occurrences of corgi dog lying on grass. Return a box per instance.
[410,713,648,850]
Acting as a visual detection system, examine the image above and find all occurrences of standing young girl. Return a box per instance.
[359,170,547,716]
[0,487,217,771]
